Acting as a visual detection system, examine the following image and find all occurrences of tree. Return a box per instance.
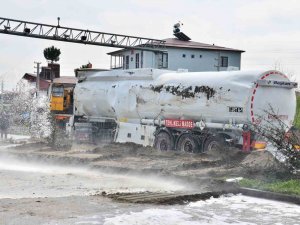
[251,106,300,173]
[43,46,61,63]
[273,60,296,81]
[9,80,53,140]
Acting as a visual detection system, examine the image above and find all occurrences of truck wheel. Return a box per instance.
[203,135,224,152]
[154,132,174,151]
[176,134,199,153]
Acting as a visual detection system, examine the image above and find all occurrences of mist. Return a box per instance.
[0,151,189,199]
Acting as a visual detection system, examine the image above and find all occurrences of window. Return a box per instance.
[158,53,168,69]
[182,54,186,58]
[191,54,195,58]
[141,51,143,68]
[52,86,64,97]
[125,55,129,69]
[135,53,139,68]
[221,56,228,67]
[162,53,168,68]
[199,55,202,58]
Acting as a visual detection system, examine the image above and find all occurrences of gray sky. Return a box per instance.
[0,0,299,90]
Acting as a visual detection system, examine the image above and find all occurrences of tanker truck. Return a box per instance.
[69,68,297,152]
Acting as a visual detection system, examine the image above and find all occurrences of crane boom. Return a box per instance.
[0,17,165,51]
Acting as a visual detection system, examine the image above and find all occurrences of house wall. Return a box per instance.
[121,50,143,70]
[113,47,242,72]
[143,51,156,68]
[167,48,241,72]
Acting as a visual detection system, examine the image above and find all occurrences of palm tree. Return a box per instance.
[43,46,61,63]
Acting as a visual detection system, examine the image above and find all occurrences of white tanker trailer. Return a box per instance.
[70,68,297,152]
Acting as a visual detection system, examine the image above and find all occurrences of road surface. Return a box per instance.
[0,152,299,225]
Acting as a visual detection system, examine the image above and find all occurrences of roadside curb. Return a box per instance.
[234,187,300,205]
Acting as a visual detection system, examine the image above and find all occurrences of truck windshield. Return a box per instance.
[52,86,64,97]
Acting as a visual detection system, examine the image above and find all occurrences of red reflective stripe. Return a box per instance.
[243,131,251,152]
[165,119,195,129]
[251,72,289,124]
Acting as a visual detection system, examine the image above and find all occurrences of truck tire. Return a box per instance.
[154,131,174,151]
[176,134,199,153]
[203,135,225,152]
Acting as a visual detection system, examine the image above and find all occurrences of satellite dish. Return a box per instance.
[173,22,182,33]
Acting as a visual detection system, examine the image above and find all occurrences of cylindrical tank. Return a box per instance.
[74,69,297,127]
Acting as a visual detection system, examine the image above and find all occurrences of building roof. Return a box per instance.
[23,73,37,81]
[162,38,244,52]
[22,73,51,90]
[23,74,77,84]
[23,73,77,91]
[53,76,77,84]
[107,38,244,55]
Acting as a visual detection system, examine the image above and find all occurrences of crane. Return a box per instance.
[0,17,165,51]
[0,17,167,129]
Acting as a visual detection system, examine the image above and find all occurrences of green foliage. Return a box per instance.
[294,95,300,129]
[239,178,300,196]
[43,46,61,63]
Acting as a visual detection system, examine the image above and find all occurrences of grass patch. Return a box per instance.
[239,179,300,196]
[294,95,300,129]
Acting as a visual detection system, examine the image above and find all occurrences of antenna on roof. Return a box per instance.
[173,21,191,41]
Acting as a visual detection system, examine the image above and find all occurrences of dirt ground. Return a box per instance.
[1,141,287,191]
[0,141,298,225]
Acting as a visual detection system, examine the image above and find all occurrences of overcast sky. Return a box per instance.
[0,0,299,90]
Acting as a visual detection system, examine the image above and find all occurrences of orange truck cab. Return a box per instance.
[50,84,73,113]
[50,83,74,129]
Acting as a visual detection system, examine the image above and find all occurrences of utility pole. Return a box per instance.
[1,80,3,110]
[34,61,41,97]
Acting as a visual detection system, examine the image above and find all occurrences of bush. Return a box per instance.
[252,107,300,172]
[294,95,300,129]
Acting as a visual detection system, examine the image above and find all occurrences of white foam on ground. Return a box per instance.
[101,195,300,225]
[103,209,200,225]
[7,134,31,140]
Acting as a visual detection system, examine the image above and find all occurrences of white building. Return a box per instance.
[108,38,244,72]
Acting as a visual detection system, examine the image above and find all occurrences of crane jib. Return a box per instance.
[0,17,166,51]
